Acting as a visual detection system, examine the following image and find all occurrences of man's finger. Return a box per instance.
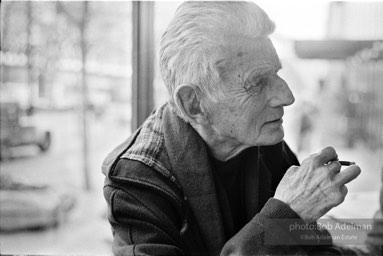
[341,185,348,197]
[327,160,341,174]
[335,165,361,185]
[284,165,299,178]
[313,147,338,166]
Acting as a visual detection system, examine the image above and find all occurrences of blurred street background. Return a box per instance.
[1,1,382,254]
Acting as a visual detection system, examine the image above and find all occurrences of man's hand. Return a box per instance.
[274,146,361,223]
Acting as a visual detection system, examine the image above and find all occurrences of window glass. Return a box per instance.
[2,0,382,253]
[1,1,132,254]
[261,1,383,200]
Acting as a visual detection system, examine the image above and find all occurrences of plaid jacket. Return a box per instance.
[103,103,351,256]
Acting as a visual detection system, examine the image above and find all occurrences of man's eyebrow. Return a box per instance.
[246,61,282,78]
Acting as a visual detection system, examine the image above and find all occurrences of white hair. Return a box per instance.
[160,1,275,118]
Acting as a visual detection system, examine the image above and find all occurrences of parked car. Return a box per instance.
[0,173,76,231]
[0,102,51,160]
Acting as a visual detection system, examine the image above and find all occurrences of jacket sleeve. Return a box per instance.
[220,198,337,255]
[104,159,188,256]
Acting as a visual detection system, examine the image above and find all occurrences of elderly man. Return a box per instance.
[103,2,361,255]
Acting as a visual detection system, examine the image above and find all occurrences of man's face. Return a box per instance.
[206,36,295,147]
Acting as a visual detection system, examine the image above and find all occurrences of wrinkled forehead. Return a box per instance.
[220,36,281,77]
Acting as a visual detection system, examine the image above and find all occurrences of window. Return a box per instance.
[1,0,382,253]
[1,1,132,254]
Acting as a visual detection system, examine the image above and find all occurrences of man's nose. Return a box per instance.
[268,76,295,107]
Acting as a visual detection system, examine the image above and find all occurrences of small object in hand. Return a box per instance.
[339,161,356,166]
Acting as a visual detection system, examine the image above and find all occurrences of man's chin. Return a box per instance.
[258,129,285,146]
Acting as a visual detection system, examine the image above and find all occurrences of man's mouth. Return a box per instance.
[266,117,283,124]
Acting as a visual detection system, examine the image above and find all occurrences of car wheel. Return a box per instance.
[39,132,51,152]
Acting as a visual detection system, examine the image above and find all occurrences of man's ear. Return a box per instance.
[174,84,209,124]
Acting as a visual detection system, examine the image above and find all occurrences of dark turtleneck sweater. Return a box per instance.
[210,150,247,237]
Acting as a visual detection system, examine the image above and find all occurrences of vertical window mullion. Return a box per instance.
[132,1,154,131]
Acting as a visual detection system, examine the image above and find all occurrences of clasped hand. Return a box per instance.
[274,147,361,223]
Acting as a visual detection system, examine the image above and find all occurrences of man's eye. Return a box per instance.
[244,77,266,95]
